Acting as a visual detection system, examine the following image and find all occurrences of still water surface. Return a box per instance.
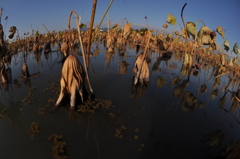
[0,42,239,159]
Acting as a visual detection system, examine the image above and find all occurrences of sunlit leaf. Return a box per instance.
[166,13,177,25]
[216,26,224,39]
[223,39,230,52]
[123,23,132,38]
[186,22,197,39]
[80,23,86,28]
[233,43,239,55]
[112,23,118,29]
[197,25,212,45]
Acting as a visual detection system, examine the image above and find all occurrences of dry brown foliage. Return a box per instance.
[55,55,85,107]
[133,53,149,84]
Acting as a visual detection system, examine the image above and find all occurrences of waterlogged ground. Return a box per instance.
[0,41,240,159]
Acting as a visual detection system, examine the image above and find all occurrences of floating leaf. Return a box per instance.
[186,22,197,39]
[233,43,239,55]
[216,26,224,39]
[223,39,230,52]
[166,13,177,25]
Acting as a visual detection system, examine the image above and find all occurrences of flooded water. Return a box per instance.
[0,41,240,159]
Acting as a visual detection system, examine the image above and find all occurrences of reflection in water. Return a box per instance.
[104,51,114,74]
[0,100,22,125]
[13,79,21,88]
[99,110,122,131]
[213,77,221,89]
[230,88,240,112]
[211,89,219,100]
[200,84,208,94]
[130,82,147,100]
[152,53,172,71]
[1,39,240,159]
[217,139,240,158]
[172,80,189,98]
[171,76,181,85]
[206,129,225,147]
[0,68,9,91]
[22,63,30,79]
[93,48,101,57]
[156,76,166,87]
[23,78,32,88]
[33,50,42,63]
[181,92,198,112]
[64,108,87,125]
[119,61,129,75]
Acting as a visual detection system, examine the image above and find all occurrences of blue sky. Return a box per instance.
[1,0,239,51]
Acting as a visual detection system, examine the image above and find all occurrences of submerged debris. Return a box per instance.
[77,98,114,113]
[48,134,67,159]
[28,122,40,139]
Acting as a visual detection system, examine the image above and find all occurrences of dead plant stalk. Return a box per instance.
[68,10,93,94]
[134,35,151,85]
[87,0,98,68]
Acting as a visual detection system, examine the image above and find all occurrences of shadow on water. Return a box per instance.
[0,41,240,159]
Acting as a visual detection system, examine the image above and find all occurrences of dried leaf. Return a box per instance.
[163,23,168,29]
[123,23,132,38]
[112,23,118,29]
[233,43,239,55]
[216,26,224,39]
[197,25,212,45]
[166,13,177,25]
[79,23,86,28]
[223,39,230,52]
[186,22,197,39]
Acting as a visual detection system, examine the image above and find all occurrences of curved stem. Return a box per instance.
[69,10,93,94]
[181,3,187,30]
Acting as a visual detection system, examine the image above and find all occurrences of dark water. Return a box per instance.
[0,42,240,159]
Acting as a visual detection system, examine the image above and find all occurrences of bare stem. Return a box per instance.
[87,0,98,68]
[181,3,187,30]
[95,0,114,34]
[69,10,93,94]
